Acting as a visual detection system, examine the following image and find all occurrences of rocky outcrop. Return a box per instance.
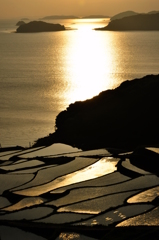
[35,74,159,150]
[95,13,159,31]
[16,21,65,33]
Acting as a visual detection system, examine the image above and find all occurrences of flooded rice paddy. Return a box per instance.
[0,143,159,239]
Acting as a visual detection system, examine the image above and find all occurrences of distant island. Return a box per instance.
[20,18,29,21]
[41,15,110,20]
[35,74,159,151]
[95,12,159,31]
[16,21,65,33]
[16,21,25,26]
[82,15,110,19]
[41,15,79,20]
[110,11,138,21]
[148,10,159,14]
[110,10,159,21]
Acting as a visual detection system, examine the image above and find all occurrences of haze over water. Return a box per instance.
[0,18,159,147]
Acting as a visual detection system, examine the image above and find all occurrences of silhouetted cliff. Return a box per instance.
[95,13,159,31]
[16,21,65,33]
[35,75,159,150]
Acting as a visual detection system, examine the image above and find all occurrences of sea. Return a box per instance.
[0,18,159,147]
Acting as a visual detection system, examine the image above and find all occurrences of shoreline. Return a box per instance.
[34,74,159,152]
[1,74,159,239]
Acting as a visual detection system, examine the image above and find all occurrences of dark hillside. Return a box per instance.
[35,75,159,150]
[95,13,159,30]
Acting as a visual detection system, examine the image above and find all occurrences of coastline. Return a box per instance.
[34,74,159,151]
[0,74,159,239]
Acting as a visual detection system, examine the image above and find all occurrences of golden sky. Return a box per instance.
[1,0,159,19]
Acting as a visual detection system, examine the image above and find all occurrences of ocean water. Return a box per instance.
[0,18,159,147]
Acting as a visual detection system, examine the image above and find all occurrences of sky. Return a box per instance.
[1,0,159,20]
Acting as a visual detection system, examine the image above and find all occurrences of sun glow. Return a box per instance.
[79,0,85,6]
[64,25,116,103]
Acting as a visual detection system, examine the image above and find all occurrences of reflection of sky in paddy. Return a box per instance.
[146,147,159,154]
[122,159,151,175]
[36,212,93,224]
[51,174,159,214]
[127,186,159,203]
[47,184,135,208]
[48,176,154,208]
[0,196,11,209]
[0,150,21,157]
[117,207,159,226]
[0,206,53,221]
[12,165,56,174]
[12,157,98,192]
[0,174,34,195]
[79,204,154,226]
[58,191,138,214]
[65,148,111,158]
[0,147,43,161]
[19,144,81,158]
[0,160,44,171]
[14,157,118,197]
[3,197,45,212]
[51,171,130,194]
[1,144,159,234]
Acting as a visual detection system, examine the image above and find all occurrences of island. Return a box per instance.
[35,74,159,150]
[110,10,138,21]
[16,21,65,33]
[20,18,29,21]
[95,12,159,31]
[148,10,159,14]
[82,15,110,19]
[41,15,79,20]
[16,21,26,26]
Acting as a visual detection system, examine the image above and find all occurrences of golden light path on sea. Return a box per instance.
[66,30,115,102]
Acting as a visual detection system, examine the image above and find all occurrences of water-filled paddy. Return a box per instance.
[0,144,159,239]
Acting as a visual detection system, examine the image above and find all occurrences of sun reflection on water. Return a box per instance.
[64,28,117,103]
